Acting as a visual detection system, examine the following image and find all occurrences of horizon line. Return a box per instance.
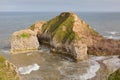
[0,11,120,13]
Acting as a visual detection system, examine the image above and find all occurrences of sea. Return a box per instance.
[0,12,120,80]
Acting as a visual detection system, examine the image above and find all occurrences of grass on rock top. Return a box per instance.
[29,24,35,30]
[42,12,79,43]
[20,33,30,38]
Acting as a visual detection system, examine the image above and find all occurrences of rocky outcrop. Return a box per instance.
[29,21,46,33]
[10,12,120,61]
[88,39,120,56]
[10,29,39,54]
[0,55,20,80]
[36,12,92,61]
[36,12,120,61]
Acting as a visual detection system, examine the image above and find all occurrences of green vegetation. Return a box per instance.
[86,24,101,37]
[20,33,30,38]
[0,55,19,80]
[0,55,5,63]
[108,69,120,80]
[42,12,80,43]
[29,24,35,30]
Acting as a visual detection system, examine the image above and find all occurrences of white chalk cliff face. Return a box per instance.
[10,29,39,54]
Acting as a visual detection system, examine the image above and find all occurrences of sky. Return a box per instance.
[0,0,120,12]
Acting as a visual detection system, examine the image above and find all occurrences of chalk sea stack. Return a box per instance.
[10,12,120,61]
[10,29,39,54]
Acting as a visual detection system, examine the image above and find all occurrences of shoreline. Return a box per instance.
[1,49,120,80]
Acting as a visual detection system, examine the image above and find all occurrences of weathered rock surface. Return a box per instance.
[29,21,46,33]
[10,12,120,61]
[36,12,94,60]
[0,55,20,80]
[88,39,120,56]
[10,29,39,54]
[36,12,119,60]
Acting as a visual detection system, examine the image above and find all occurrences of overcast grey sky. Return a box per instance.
[0,0,120,12]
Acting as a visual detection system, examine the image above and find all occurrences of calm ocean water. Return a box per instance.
[0,12,120,80]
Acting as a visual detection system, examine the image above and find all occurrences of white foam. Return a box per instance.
[104,35,120,39]
[18,63,40,75]
[27,53,32,56]
[104,35,114,39]
[38,50,44,53]
[91,56,107,61]
[103,57,120,73]
[105,31,119,35]
[39,49,50,53]
[0,49,10,53]
[80,60,100,80]
[59,60,100,80]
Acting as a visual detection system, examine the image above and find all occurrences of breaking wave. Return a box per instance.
[104,35,120,39]
[59,60,100,80]
[105,31,119,35]
[18,64,40,75]
[103,56,120,73]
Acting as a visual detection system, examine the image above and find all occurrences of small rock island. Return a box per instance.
[10,12,120,62]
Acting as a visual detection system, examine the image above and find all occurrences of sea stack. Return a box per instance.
[10,12,120,61]
[10,29,39,54]
[36,12,102,61]
[36,12,120,61]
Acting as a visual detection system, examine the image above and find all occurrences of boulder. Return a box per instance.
[10,29,39,54]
